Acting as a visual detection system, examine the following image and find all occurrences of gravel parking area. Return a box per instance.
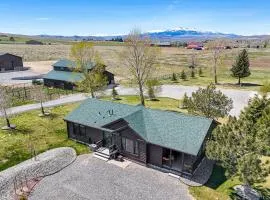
[30,154,192,200]
[0,70,41,85]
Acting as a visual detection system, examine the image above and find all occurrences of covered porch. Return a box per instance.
[161,147,203,176]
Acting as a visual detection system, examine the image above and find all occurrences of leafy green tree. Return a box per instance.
[71,41,107,98]
[186,83,233,119]
[78,64,108,98]
[171,73,177,82]
[146,79,161,101]
[231,49,251,85]
[180,70,187,81]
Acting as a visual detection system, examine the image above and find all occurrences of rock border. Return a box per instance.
[0,147,76,200]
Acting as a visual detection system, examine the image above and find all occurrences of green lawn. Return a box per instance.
[101,95,186,113]
[1,95,269,200]
[0,104,89,171]
[0,96,184,172]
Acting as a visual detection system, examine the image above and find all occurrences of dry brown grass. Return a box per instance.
[1,44,270,89]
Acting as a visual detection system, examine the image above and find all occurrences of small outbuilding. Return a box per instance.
[43,59,115,90]
[0,53,23,72]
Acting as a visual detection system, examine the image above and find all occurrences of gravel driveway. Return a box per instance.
[29,154,191,200]
[0,70,41,85]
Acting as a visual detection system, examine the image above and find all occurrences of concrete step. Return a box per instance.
[94,152,109,161]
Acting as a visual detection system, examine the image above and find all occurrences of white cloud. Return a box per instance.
[35,17,50,21]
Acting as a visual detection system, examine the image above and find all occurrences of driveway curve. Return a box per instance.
[115,85,257,116]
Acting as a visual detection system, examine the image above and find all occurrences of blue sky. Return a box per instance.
[0,0,269,36]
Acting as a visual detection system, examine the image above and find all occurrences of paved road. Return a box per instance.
[29,154,191,200]
[0,85,257,117]
[0,93,88,117]
[114,85,257,116]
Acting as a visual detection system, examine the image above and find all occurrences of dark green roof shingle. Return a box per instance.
[52,59,95,70]
[43,70,84,83]
[64,98,214,155]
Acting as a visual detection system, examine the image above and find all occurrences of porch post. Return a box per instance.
[169,149,172,167]
[181,152,184,172]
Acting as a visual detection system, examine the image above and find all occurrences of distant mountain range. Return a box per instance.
[37,28,242,41]
[2,27,269,42]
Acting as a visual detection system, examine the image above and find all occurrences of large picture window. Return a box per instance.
[73,123,86,136]
[121,137,139,155]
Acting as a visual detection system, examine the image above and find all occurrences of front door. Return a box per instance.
[103,131,112,147]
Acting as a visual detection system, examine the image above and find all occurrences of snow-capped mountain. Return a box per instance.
[144,27,240,41]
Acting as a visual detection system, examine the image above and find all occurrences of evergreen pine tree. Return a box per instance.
[199,67,203,77]
[191,70,195,78]
[171,73,177,82]
[180,70,187,81]
[181,93,189,109]
[231,49,251,85]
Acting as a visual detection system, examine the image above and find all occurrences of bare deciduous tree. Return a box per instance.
[0,87,15,130]
[31,86,50,116]
[121,29,160,106]
[207,40,226,84]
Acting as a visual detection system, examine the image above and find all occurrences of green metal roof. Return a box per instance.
[43,70,84,83]
[64,98,214,156]
[52,59,96,70]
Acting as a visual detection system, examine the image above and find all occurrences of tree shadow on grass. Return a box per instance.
[219,83,263,87]
[205,165,227,189]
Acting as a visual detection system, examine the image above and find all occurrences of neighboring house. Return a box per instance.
[150,42,172,47]
[0,53,23,72]
[43,59,115,90]
[64,98,217,177]
[186,42,204,50]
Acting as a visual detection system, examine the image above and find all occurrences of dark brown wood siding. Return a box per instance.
[67,121,103,144]
[147,144,163,166]
[104,70,115,84]
[118,127,147,163]
[44,79,75,90]
[0,54,23,71]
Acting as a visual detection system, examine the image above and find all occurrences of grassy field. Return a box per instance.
[0,96,184,172]
[0,104,89,171]
[1,43,270,90]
